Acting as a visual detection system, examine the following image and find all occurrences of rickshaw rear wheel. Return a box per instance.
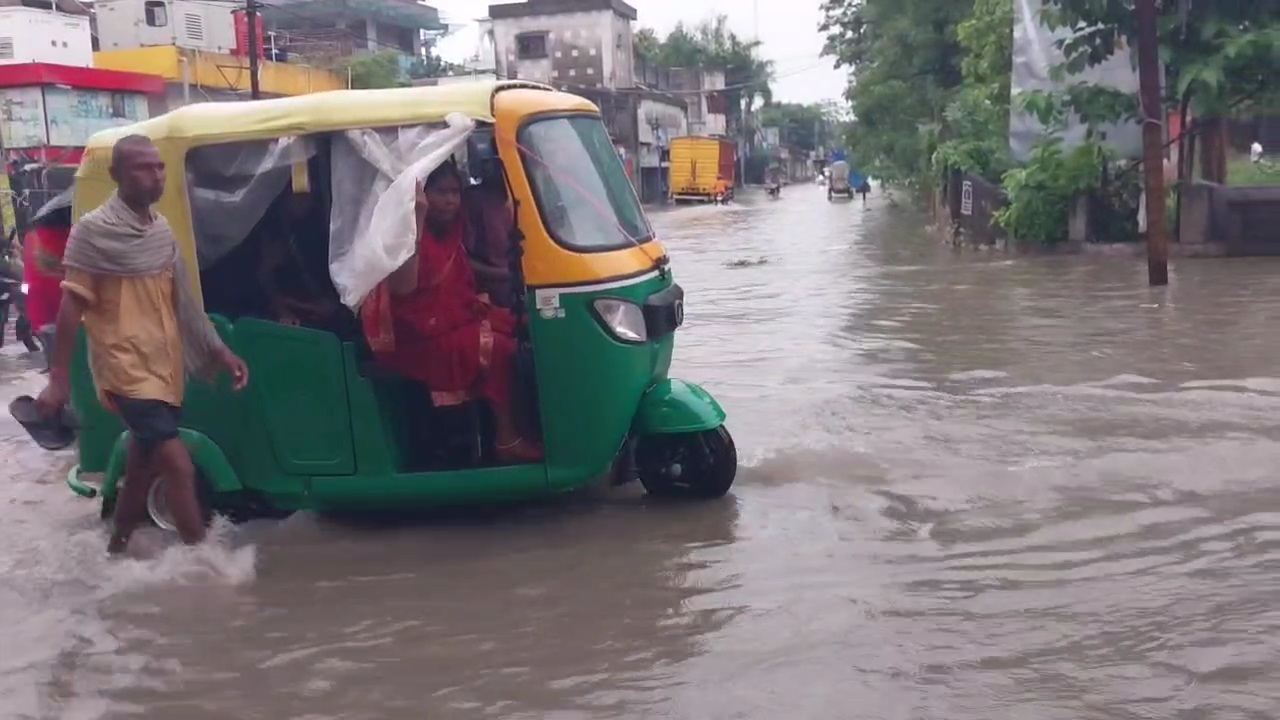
[145,471,217,532]
[636,426,737,500]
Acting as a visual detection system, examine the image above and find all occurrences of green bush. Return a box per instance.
[994,138,1114,246]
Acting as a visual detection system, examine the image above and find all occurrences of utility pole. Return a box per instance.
[246,0,261,99]
[1135,0,1168,286]
[744,0,759,187]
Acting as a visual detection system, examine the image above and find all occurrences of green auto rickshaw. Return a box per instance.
[62,80,737,527]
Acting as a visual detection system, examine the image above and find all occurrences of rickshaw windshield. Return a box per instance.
[518,115,652,252]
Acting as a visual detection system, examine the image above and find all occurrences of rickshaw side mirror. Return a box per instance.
[467,127,502,183]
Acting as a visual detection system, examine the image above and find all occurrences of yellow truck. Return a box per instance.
[668,136,737,204]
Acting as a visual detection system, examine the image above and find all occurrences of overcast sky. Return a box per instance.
[430,0,848,104]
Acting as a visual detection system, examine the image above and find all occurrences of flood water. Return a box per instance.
[6,185,1280,719]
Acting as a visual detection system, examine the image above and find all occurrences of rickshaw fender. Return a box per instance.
[633,379,727,435]
[100,428,242,500]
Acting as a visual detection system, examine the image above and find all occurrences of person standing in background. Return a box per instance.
[22,191,73,368]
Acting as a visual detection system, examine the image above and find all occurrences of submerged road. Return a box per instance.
[5,185,1280,718]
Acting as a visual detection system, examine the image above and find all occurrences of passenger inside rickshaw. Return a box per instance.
[364,161,543,464]
[201,184,354,334]
[198,206,277,322]
[463,175,517,308]
[255,190,353,331]
[191,129,541,470]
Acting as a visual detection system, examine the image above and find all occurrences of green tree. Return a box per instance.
[686,16,774,113]
[759,102,830,151]
[633,27,661,64]
[932,0,1015,184]
[341,48,457,89]
[957,0,1013,108]
[634,16,775,135]
[652,22,704,67]
[994,137,1121,246]
[1040,0,1279,182]
[820,0,974,189]
[342,51,406,89]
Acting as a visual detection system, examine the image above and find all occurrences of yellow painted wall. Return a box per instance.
[94,46,345,97]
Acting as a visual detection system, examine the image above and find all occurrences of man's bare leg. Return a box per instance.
[152,438,207,545]
[108,437,156,555]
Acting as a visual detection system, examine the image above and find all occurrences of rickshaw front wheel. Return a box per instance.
[636,426,737,500]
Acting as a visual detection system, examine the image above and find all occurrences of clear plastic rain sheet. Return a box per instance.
[186,136,317,269]
[1010,0,1143,162]
[329,113,475,309]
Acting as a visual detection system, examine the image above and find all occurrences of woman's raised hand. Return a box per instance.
[414,180,429,217]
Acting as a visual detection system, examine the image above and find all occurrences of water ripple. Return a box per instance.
[6,188,1280,717]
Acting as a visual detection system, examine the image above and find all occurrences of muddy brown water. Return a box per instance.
[4,186,1280,719]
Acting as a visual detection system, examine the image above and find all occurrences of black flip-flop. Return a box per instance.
[8,395,76,451]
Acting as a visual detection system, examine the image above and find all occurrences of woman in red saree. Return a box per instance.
[362,162,542,464]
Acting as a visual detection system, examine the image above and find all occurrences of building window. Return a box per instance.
[144,0,168,27]
[516,32,548,60]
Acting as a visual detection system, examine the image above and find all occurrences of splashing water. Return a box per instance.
[95,519,258,595]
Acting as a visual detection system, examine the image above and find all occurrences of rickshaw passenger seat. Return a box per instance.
[357,359,398,380]
[356,358,486,469]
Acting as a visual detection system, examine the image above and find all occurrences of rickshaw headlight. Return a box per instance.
[592,298,647,343]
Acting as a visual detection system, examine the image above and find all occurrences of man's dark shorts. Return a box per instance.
[109,393,181,453]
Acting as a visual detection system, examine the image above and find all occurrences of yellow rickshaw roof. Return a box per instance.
[81,80,559,150]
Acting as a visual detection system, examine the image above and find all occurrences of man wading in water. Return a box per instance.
[36,135,249,555]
